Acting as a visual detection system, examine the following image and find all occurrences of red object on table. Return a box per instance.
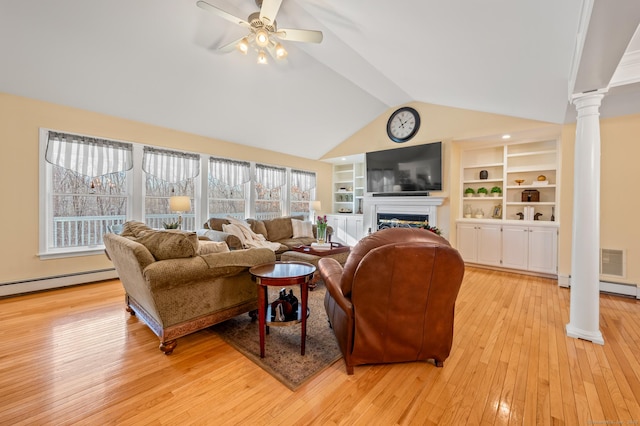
[249,261,316,358]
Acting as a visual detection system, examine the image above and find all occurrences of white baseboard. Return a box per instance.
[0,269,118,297]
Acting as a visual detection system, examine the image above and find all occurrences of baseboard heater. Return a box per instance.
[558,275,639,299]
[0,268,117,298]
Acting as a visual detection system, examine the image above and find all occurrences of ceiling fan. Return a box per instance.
[196,0,323,64]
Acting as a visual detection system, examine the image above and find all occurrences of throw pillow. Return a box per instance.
[247,219,268,238]
[291,219,314,238]
[135,230,199,260]
[264,217,295,242]
[197,241,230,255]
[222,223,247,248]
[205,218,230,231]
[121,221,153,238]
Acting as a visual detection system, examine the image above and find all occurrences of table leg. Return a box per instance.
[301,278,309,355]
[258,283,266,358]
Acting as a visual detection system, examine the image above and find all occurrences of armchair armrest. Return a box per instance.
[318,257,352,314]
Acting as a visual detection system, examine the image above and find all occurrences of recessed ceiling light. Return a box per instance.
[502,134,511,140]
[341,157,347,161]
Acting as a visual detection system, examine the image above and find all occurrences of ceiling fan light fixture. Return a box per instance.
[275,43,287,59]
[255,28,269,47]
[236,37,249,54]
[257,50,268,65]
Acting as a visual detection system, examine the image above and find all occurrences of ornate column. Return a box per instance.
[565,89,607,345]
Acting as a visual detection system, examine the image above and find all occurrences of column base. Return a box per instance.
[566,323,604,345]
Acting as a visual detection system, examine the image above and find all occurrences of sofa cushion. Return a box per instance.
[136,230,199,260]
[291,219,314,238]
[197,240,230,255]
[263,217,295,242]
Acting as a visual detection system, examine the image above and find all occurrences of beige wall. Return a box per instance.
[326,101,639,287]
[3,91,636,287]
[558,113,640,286]
[0,93,332,284]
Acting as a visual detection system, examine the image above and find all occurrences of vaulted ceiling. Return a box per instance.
[1,0,639,160]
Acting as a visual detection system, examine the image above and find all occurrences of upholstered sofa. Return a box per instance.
[104,221,276,354]
[201,216,332,257]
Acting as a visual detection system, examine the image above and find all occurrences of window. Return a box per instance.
[290,169,316,220]
[41,130,132,254]
[142,147,199,230]
[208,157,250,220]
[255,164,286,220]
[40,129,320,257]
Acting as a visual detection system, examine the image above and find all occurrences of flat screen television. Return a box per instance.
[366,142,442,194]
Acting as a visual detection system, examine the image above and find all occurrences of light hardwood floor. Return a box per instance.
[1,267,639,425]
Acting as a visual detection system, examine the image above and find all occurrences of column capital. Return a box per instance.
[571,88,608,106]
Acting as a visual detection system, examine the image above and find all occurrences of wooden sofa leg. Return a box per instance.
[159,340,177,355]
[434,359,444,367]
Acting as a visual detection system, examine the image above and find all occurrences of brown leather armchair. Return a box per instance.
[318,227,465,374]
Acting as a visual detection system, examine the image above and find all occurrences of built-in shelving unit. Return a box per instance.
[332,161,365,214]
[457,139,559,276]
[461,140,558,222]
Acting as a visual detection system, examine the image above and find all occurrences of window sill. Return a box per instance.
[38,246,107,260]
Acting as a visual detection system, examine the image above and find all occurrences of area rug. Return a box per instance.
[211,281,342,391]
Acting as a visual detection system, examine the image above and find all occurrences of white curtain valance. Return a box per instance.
[209,157,251,187]
[143,146,200,183]
[291,169,316,191]
[255,164,286,189]
[45,131,133,177]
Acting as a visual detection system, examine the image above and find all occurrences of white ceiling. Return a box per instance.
[1,0,639,160]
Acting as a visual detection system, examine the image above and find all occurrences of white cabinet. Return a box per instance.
[456,222,502,266]
[503,225,557,274]
[327,214,364,246]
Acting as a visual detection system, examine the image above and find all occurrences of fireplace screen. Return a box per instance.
[377,213,429,230]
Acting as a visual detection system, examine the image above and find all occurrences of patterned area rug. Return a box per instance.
[211,281,342,391]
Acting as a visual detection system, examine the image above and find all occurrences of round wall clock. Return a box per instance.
[386,107,420,143]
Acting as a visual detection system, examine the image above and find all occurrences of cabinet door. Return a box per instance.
[476,224,502,266]
[328,215,347,243]
[456,223,478,263]
[527,227,557,274]
[501,225,529,270]
[345,215,364,245]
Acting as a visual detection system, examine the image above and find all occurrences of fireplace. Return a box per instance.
[365,195,445,233]
[377,213,429,230]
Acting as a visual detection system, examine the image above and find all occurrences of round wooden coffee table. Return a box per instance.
[249,261,316,358]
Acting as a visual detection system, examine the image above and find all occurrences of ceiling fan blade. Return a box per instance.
[217,37,244,53]
[259,0,283,25]
[276,28,323,44]
[196,0,250,29]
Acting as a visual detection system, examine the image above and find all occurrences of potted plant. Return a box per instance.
[464,187,475,197]
[477,187,488,197]
[490,186,502,197]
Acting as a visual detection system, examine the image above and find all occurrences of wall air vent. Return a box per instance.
[600,248,625,279]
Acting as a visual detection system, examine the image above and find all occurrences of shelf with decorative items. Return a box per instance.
[332,160,365,214]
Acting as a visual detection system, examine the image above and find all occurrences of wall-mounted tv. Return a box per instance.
[366,142,442,194]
